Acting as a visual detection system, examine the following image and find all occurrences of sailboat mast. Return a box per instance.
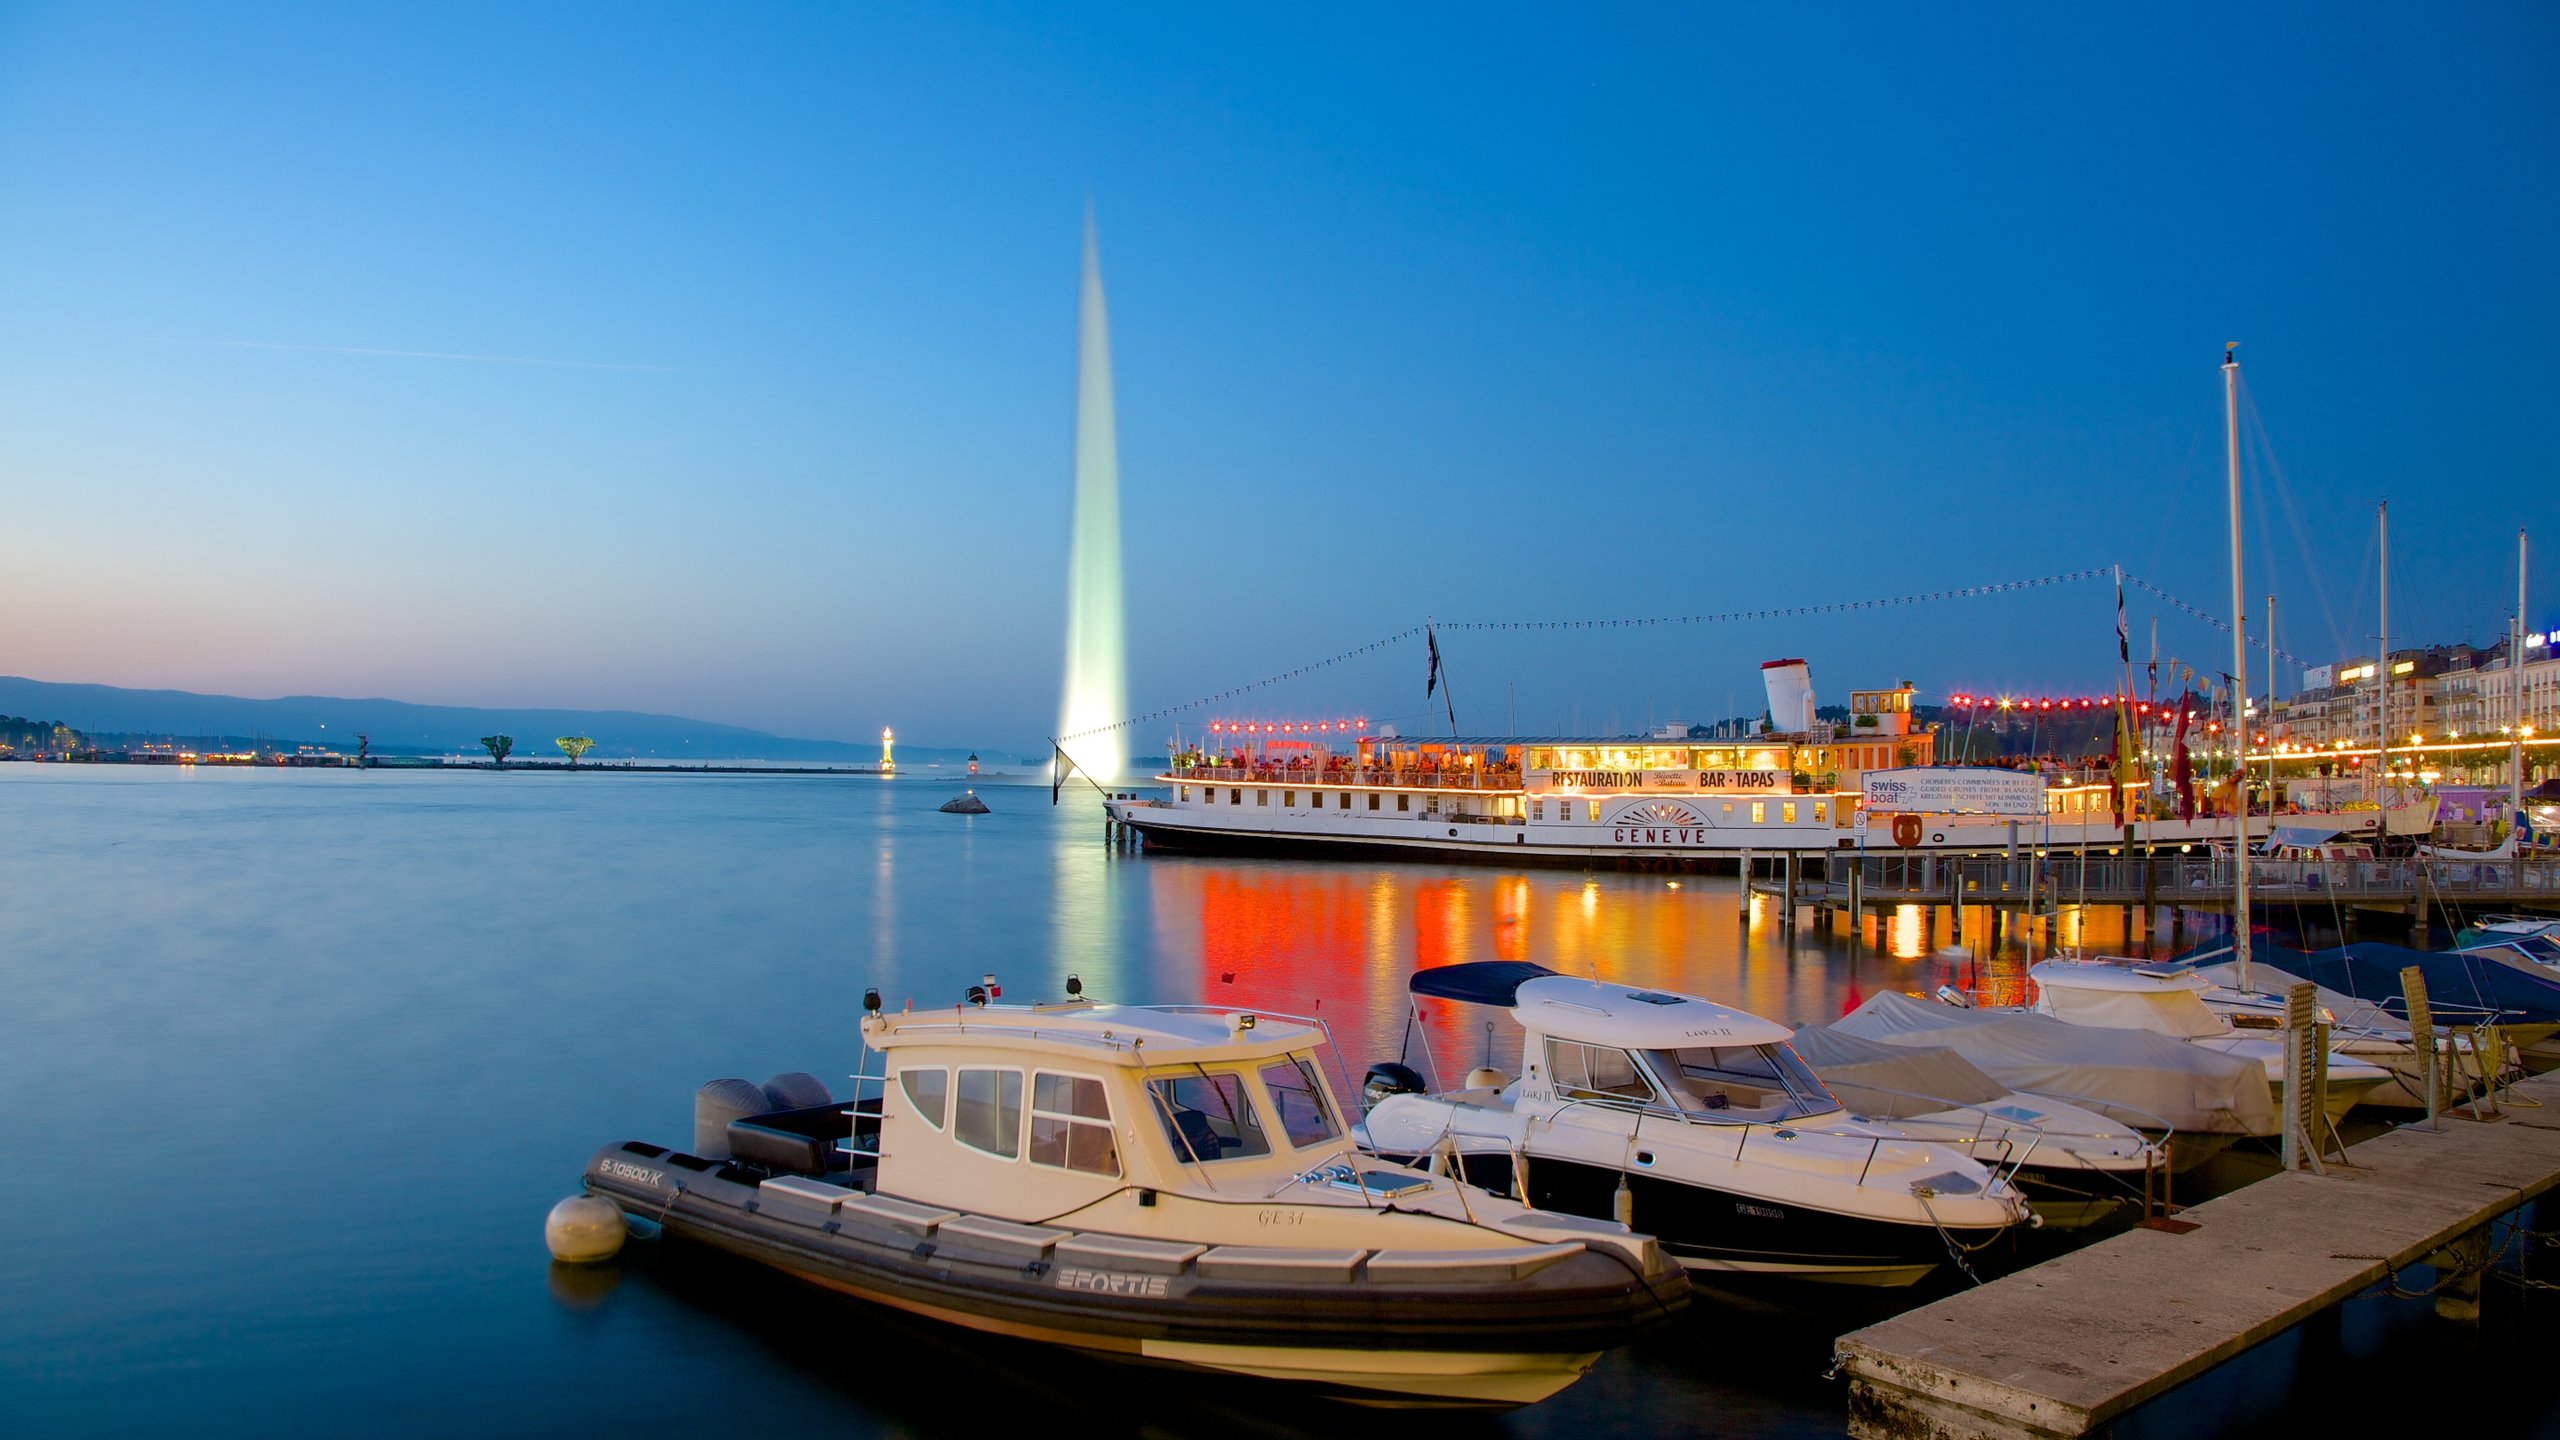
[2266,594,2277,815]
[2224,343,2251,989]
[2520,528,2532,820]
[2377,501,2390,814]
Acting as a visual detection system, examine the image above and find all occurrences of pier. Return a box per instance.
[1835,1069,2560,1440]
[1748,853,2560,935]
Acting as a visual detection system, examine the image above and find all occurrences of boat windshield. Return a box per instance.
[1643,1042,1840,1123]
[1145,1066,1274,1165]
[1258,1054,1342,1148]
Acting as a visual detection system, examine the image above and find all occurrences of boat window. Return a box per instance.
[1029,1072,1120,1177]
[1204,788,1216,804]
[1284,790,1295,806]
[954,1068,1023,1159]
[1146,1067,1272,1164]
[1257,790,1268,806]
[1531,799,1544,820]
[899,1068,948,1130]
[1587,800,1600,822]
[1368,793,1380,810]
[1230,789,1241,804]
[1751,801,1766,823]
[1397,794,1410,812]
[1649,1043,1838,1121]
[1783,802,1799,824]
[1339,792,1350,810]
[1546,1040,1658,1104]
[1180,786,1190,802]
[1258,1055,1341,1148]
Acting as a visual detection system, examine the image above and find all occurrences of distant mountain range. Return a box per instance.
[0,676,998,763]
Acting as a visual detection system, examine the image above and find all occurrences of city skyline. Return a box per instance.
[2,6,2552,750]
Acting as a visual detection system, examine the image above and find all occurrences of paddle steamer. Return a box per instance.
[1106,662,2430,868]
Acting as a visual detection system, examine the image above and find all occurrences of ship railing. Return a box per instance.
[1164,764,1522,791]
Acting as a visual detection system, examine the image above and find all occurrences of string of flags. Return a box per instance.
[1055,567,2290,747]
[2124,575,2308,669]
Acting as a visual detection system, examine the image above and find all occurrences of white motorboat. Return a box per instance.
[2034,959,2393,1125]
[1355,963,2033,1288]
[577,984,1688,1408]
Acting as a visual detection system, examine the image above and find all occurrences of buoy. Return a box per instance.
[546,1194,627,1263]
[1612,1174,1635,1227]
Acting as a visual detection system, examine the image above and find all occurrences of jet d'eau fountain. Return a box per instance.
[1057,209,1127,783]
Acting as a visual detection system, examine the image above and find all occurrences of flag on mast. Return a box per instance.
[2115,572,2130,664]
[1425,627,1442,700]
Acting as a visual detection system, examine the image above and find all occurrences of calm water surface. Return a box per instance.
[3,767,2552,1438]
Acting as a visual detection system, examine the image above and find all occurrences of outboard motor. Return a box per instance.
[1934,985,1976,1009]
[693,1077,771,1160]
[1363,1061,1428,1113]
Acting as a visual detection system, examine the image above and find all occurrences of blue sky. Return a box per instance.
[0,4,2551,749]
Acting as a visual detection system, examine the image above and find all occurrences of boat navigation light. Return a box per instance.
[1065,973,1084,999]
[1230,1012,1257,1037]
[863,988,882,1014]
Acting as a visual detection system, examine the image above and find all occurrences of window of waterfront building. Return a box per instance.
[954,1068,1023,1160]
[1751,802,1766,823]
[899,1067,948,1130]
[1397,794,1410,811]
[1148,1068,1272,1163]
[1029,1072,1120,1177]
[1783,802,1799,824]
[1588,799,1600,822]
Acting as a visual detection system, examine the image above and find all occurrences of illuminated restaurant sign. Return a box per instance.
[1545,768,1787,791]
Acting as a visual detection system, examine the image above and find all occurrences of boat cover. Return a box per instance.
[1788,1025,2008,1119]
[1831,990,2277,1137]
[2177,939,2560,1023]
[1409,961,1561,1007]
[2183,955,2407,1036]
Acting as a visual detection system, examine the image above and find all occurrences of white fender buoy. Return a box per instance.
[546,1194,627,1263]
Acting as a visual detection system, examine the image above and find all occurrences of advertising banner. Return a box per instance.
[1861,767,2046,816]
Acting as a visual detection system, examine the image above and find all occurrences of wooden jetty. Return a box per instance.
[1835,1070,2560,1440]
[1747,853,2560,933]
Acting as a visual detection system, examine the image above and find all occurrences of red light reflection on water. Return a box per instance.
[1143,863,2158,1093]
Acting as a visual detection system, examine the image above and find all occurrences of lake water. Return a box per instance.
[3,766,2552,1437]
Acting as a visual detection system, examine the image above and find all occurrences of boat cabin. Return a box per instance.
[863,1002,1375,1218]
[1507,977,1843,1125]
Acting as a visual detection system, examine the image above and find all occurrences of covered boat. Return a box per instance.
[1357,964,2032,1287]
[2029,960,2394,1126]
[577,991,1687,1408]
[2178,939,2560,1071]
[1830,989,2276,1169]
[2184,952,2515,1109]
[1785,1023,2155,1229]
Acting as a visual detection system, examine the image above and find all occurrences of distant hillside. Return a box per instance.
[0,677,991,762]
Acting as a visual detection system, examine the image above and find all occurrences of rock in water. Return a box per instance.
[940,791,990,814]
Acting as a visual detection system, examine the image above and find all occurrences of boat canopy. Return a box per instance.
[2030,960,2227,1040]
[2175,938,2560,1023]
[1787,1024,2008,1119]
[2182,951,2408,1036]
[1409,961,1562,1007]
[1513,976,1795,1050]
[1832,991,2276,1136]
[2267,825,2348,850]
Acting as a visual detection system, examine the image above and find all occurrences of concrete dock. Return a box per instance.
[1836,1071,2560,1440]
